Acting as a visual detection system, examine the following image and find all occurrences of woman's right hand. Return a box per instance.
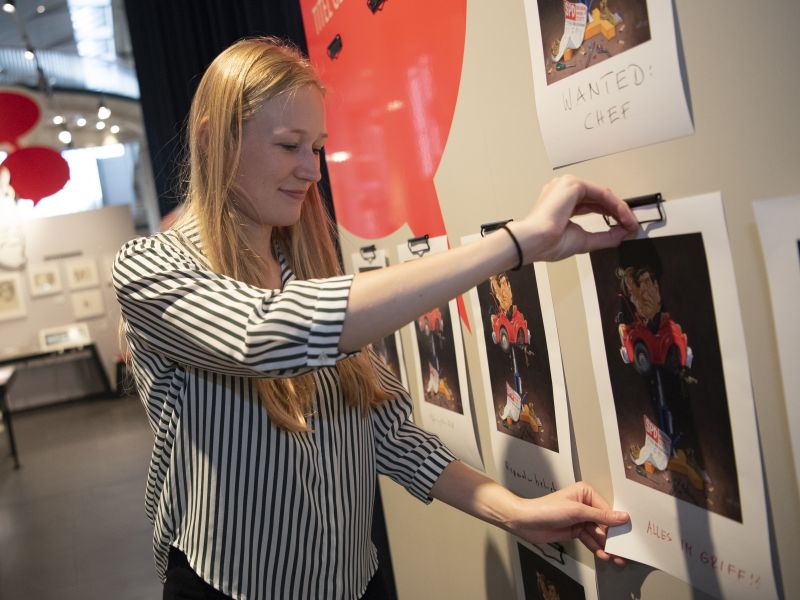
[510,175,639,263]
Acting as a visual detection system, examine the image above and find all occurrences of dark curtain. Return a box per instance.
[124,0,335,221]
[124,3,395,597]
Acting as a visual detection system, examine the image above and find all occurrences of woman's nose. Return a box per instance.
[296,149,321,182]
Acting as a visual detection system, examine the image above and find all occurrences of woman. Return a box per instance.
[114,37,637,600]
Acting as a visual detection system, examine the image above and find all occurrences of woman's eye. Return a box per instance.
[279,144,298,151]
[313,147,324,155]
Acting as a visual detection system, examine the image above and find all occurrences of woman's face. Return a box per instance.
[234,84,327,230]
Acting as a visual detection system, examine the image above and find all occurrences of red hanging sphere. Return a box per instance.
[2,147,70,205]
[0,92,41,146]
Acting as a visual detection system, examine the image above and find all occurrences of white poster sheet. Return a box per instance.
[576,193,776,598]
[754,195,800,497]
[350,248,410,390]
[462,233,574,498]
[523,0,693,166]
[512,539,598,600]
[397,236,483,470]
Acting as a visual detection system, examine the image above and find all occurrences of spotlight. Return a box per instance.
[109,124,120,134]
[2,1,15,14]
[53,115,65,125]
[96,121,106,130]
[24,48,35,61]
[76,117,87,127]
[36,4,45,14]
[58,129,72,144]
[97,99,111,120]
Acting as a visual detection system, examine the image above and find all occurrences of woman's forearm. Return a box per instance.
[429,460,521,533]
[339,225,521,353]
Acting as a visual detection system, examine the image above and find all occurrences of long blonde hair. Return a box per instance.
[174,36,388,431]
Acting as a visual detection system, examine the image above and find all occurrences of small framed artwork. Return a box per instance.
[0,271,26,322]
[71,288,105,320]
[65,257,99,290]
[28,263,63,297]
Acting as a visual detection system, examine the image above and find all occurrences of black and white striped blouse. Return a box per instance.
[113,218,456,599]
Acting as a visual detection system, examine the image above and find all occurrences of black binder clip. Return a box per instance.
[359,244,377,263]
[535,542,566,565]
[407,234,430,257]
[604,193,664,227]
[327,34,343,60]
[480,219,512,237]
[367,0,387,13]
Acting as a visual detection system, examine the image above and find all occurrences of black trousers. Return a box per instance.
[164,546,389,599]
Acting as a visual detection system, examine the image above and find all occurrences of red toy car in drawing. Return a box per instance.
[491,306,531,353]
[619,312,693,375]
[418,307,444,336]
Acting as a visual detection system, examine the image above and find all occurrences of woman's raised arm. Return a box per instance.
[339,175,638,353]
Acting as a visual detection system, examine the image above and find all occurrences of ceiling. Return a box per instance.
[0,0,139,97]
[0,0,143,149]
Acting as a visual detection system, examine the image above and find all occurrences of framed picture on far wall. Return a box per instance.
[0,271,27,322]
[71,288,105,320]
[65,256,99,290]
[28,262,63,297]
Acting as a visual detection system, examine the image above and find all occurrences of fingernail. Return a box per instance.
[613,511,628,520]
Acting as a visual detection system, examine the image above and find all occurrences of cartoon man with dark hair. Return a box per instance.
[615,243,708,490]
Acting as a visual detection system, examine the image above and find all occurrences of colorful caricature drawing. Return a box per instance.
[488,273,543,434]
[615,264,709,490]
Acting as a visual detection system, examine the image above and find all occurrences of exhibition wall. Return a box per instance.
[302,1,799,598]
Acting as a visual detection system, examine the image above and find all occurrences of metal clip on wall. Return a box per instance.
[407,234,430,257]
[359,244,377,263]
[604,192,665,226]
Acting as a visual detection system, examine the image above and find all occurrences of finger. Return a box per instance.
[571,503,630,528]
[580,225,632,253]
[572,179,637,232]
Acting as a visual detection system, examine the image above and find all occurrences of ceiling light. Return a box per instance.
[36,4,45,13]
[53,115,65,125]
[24,49,35,61]
[97,100,111,120]
[76,117,87,127]
[95,121,105,130]
[109,124,119,134]
[2,1,15,14]
[58,130,72,144]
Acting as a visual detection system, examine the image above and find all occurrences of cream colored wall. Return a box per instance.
[338,1,800,598]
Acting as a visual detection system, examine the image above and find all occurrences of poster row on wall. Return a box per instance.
[352,191,790,599]
[0,255,113,323]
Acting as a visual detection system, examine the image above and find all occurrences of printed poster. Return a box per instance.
[350,248,409,390]
[576,193,776,598]
[512,541,598,600]
[523,0,693,166]
[397,236,483,470]
[754,195,800,498]
[462,233,574,498]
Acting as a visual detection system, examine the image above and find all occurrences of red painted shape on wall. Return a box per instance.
[0,92,40,149]
[2,147,70,205]
[300,0,467,240]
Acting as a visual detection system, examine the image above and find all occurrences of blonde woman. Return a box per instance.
[114,37,636,600]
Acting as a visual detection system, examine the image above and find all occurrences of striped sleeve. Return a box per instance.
[368,349,456,503]
[113,234,354,378]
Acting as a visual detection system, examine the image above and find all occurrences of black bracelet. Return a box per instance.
[500,224,523,271]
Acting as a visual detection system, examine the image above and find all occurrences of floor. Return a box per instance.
[0,396,162,599]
